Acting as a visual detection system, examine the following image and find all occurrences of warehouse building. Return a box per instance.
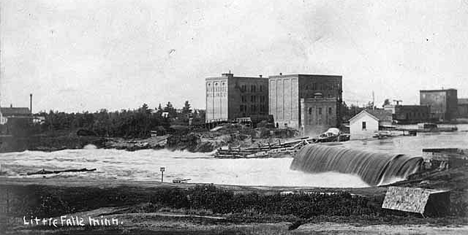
[269,74,342,135]
[458,98,468,118]
[205,72,269,123]
[393,105,431,124]
[420,89,458,121]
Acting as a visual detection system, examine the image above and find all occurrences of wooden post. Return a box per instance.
[160,167,165,182]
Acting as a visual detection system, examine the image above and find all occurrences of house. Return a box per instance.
[349,109,393,139]
[0,105,31,125]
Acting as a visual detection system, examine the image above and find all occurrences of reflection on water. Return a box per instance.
[1,124,467,188]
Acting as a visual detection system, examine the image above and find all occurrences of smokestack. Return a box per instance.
[30,93,32,114]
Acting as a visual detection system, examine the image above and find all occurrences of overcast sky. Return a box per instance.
[1,0,468,112]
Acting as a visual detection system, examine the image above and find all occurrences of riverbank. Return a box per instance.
[1,177,467,234]
[0,124,299,153]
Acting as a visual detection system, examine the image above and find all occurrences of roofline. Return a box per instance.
[395,105,430,107]
[205,76,267,80]
[349,110,380,123]
[205,74,342,80]
[269,74,342,78]
[420,89,457,92]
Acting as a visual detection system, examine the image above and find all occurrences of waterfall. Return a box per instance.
[290,144,422,186]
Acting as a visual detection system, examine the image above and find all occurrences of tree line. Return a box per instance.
[6,101,205,138]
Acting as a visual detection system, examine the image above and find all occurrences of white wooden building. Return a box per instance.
[349,109,393,140]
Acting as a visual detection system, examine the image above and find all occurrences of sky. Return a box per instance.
[1,0,468,112]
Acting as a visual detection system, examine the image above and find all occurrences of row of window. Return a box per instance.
[405,112,428,118]
[308,107,333,115]
[241,85,266,92]
[303,83,340,91]
[207,86,227,92]
[239,104,267,112]
[241,96,267,103]
[207,92,227,97]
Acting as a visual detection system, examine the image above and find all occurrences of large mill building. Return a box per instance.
[269,74,343,135]
[205,72,343,136]
[205,72,269,123]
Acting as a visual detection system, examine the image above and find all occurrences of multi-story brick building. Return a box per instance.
[420,89,458,121]
[269,74,342,135]
[205,72,269,123]
[300,97,338,135]
[390,105,431,124]
[458,98,468,118]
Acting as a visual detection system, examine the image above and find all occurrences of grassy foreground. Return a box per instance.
[0,177,467,234]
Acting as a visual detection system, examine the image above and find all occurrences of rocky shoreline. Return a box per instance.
[0,125,298,153]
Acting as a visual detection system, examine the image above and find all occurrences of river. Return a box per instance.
[1,124,467,188]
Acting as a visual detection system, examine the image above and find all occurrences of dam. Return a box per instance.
[290,144,423,186]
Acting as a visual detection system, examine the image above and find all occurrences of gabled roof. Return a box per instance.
[349,109,392,123]
[1,107,31,116]
[366,109,393,122]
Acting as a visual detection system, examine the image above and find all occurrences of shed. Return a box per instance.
[349,109,393,139]
[382,186,450,217]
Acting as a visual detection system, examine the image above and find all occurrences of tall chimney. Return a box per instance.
[30,93,33,114]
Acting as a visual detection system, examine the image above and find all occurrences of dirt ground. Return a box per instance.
[1,177,467,234]
[5,209,468,235]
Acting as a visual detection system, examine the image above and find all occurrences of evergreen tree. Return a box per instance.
[182,100,192,114]
[164,102,177,118]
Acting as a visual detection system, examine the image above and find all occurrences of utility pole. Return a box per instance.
[372,91,375,110]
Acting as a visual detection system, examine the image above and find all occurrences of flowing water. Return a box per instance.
[1,124,467,188]
[0,148,369,188]
[291,145,422,186]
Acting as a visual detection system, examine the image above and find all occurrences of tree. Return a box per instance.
[139,103,151,115]
[182,100,192,114]
[365,101,376,110]
[164,102,177,118]
[382,99,391,107]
